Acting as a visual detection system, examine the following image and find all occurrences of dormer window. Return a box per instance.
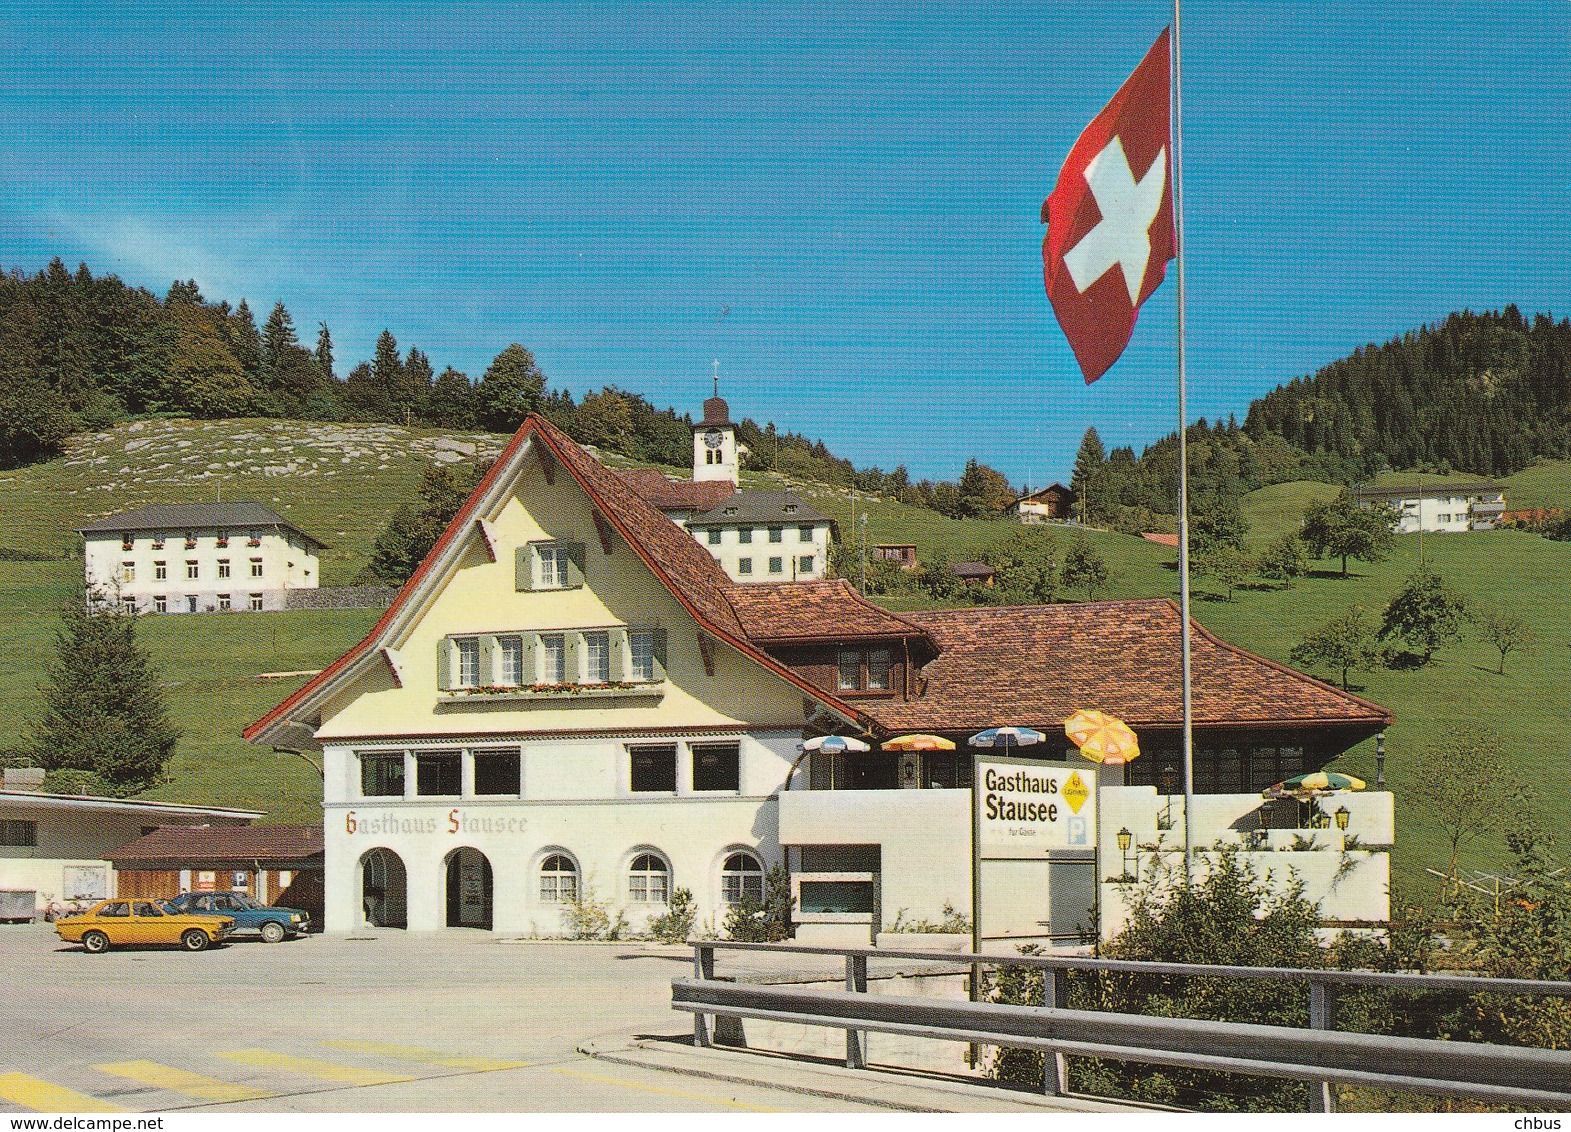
[723,506,738,516]
[783,504,798,515]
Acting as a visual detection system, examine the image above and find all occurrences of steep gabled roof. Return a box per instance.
[1013,483,1074,505]
[723,580,930,645]
[616,468,738,514]
[865,598,1392,735]
[77,502,326,548]
[245,414,871,748]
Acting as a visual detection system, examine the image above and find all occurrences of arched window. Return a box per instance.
[627,852,670,904]
[539,853,579,903]
[721,851,764,905]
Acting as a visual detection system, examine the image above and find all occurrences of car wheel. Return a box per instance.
[181,929,211,952]
[259,921,286,944]
[82,930,110,954]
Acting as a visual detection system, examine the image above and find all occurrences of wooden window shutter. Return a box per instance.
[478,635,497,686]
[436,637,452,690]
[651,628,668,680]
[515,545,535,591]
[564,631,582,683]
[608,628,629,683]
[521,632,541,686]
[565,542,587,588]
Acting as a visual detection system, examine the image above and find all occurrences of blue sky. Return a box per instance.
[3,2,1567,485]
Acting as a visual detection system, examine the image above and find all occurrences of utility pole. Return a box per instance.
[859,513,868,591]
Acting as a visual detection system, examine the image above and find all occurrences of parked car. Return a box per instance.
[163,891,310,942]
[54,899,233,953]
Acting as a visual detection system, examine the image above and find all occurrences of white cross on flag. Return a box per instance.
[1043,29,1175,384]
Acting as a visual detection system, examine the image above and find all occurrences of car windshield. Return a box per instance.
[157,900,181,915]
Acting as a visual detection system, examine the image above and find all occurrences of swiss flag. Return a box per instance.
[1043,29,1175,384]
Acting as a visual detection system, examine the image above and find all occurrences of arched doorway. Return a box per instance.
[444,847,493,929]
[359,848,407,928]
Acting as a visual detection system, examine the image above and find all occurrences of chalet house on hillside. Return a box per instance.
[246,413,1394,942]
[1354,481,1506,533]
[1012,483,1076,523]
[615,395,834,583]
[873,544,918,570]
[78,502,324,613]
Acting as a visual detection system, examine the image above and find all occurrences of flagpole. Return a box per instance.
[1171,0,1195,883]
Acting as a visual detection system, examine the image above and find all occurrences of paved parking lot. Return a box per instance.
[0,924,885,1113]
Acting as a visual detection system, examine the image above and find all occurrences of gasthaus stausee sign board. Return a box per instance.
[975,756,1097,858]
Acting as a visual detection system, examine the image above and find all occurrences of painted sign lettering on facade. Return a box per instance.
[343,809,529,836]
[976,757,1096,858]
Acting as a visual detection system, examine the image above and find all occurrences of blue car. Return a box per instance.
[163,891,310,942]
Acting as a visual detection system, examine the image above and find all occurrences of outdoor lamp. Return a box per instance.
[1158,763,1177,795]
[1117,827,1133,852]
[1335,807,1350,831]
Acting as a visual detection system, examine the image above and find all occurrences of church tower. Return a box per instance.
[692,368,741,485]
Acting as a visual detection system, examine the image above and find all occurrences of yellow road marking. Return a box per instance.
[215,1049,415,1087]
[0,1072,124,1113]
[320,1040,528,1071]
[549,1066,778,1112]
[95,1060,275,1103]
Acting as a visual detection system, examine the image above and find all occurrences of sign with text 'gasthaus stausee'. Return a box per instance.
[976,756,1097,858]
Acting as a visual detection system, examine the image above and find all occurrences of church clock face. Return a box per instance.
[704,429,724,450]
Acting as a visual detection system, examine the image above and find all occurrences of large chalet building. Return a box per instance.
[247,414,1393,941]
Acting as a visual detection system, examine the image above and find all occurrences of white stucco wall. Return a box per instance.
[84,527,319,613]
[698,522,831,583]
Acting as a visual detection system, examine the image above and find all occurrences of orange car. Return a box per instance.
[54,899,234,953]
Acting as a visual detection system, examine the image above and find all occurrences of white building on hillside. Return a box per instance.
[1353,482,1506,533]
[618,395,834,584]
[77,502,324,613]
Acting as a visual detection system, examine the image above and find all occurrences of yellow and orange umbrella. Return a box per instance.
[1063,709,1140,766]
[882,734,956,752]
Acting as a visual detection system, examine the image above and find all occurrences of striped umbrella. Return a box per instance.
[1263,770,1366,800]
[798,734,871,755]
[1063,709,1141,766]
[968,726,1047,749]
[881,734,956,752]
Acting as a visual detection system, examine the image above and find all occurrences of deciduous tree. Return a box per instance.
[1256,532,1308,586]
[1300,491,1397,577]
[1474,606,1536,675]
[1192,543,1252,602]
[1060,532,1110,600]
[1378,564,1469,664]
[1288,606,1381,690]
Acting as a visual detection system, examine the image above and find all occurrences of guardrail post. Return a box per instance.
[693,943,715,1048]
[1308,979,1337,1112]
[1041,966,1070,1096]
[845,954,868,1069]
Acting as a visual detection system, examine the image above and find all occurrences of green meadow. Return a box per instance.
[2,421,1568,899]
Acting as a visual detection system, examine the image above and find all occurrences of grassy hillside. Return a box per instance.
[4,420,1568,901]
[1239,481,1341,548]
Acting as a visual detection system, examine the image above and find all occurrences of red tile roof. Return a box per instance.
[616,468,738,513]
[1141,532,1179,547]
[866,599,1391,735]
[246,414,873,747]
[723,580,928,644]
[106,825,323,864]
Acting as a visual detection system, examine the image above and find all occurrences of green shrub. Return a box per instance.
[885,902,971,934]
[649,887,697,944]
[563,879,627,940]
[724,865,794,942]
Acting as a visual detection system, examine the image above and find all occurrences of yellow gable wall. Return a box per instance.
[315,444,813,740]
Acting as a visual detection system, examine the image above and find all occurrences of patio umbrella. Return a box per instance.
[798,734,871,754]
[968,726,1047,749]
[1263,770,1366,799]
[1063,709,1140,766]
[882,734,956,751]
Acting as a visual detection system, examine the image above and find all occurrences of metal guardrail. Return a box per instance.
[679,941,1571,1111]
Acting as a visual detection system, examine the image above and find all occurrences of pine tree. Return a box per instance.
[29,590,180,795]
[1071,428,1106,524]
[315,322,335,382]
[229,299,263,381]
[425,366,476,429]
[477,344,546,433]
